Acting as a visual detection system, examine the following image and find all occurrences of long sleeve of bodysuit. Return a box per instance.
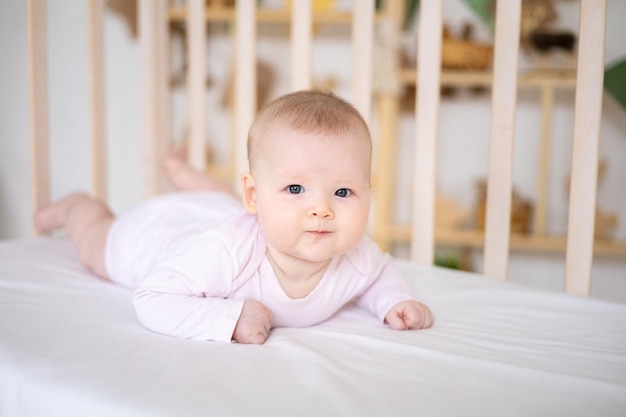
[133,229,261,343]
[352,237,416,323]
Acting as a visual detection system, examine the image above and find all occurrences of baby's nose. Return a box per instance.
[308,202,334,219]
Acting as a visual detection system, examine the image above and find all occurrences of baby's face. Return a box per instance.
[242,127,371,266]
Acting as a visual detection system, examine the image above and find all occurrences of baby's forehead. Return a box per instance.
[249,122,372,175]
[259,125,370,147]
[262,128,371,171]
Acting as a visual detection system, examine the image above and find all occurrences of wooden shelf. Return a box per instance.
[399,68,578,88]
[387,226,626,257]
[373,65,592,257]
[168,6,374,24]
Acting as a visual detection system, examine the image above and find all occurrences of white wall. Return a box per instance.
[0,0,143,237]
[1,0,624,302]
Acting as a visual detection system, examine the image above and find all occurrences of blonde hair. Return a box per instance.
[247,90,372,173]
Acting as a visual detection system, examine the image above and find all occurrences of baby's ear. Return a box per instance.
[241,172,258,214]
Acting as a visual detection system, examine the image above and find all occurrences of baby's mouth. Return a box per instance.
[307,230,331,237]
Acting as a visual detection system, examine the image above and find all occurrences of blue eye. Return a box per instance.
[335,188,351,198]
[287,185,304,194]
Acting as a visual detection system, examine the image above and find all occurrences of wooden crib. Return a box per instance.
[8,1,625,415]
[27,0,615,294]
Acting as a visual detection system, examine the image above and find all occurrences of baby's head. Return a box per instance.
[247,90,372,176]
[241,90,373,264]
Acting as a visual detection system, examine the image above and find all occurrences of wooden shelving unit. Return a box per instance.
[371,3,626,261]
[375,64,626,259]
[399,68,577,88]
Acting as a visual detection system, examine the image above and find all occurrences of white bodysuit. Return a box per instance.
[105,192,414,342]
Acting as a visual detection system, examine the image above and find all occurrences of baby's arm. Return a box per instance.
[133,289,245,342]
[354,238,434,330]
[134,291,273,344]
[134,231,273,343]
[358,273,435,331]
[385,300,434,330]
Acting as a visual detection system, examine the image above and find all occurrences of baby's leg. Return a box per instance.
[35,192,114,279]
[164,147,237,197]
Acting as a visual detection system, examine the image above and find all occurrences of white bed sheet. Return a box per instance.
[1,237,625,417]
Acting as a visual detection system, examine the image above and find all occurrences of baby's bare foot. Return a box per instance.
[163,146,188,180]
[34,192,90,233]
[163,147,197,191]
[163,147,236,196]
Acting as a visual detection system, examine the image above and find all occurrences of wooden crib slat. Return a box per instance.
[234,0,257,184]
[157,0,170,189]
[187,0,207,171]
[291,0,312,91]
[139,0,157,196]
[372,0,404,253]
[27,0,50,222]
[87,0,107,200]
[534,85,555,236]
[410,0,443,264]
[351,0,374,124]
[483,0,521,280]
[139,0,169,196]
[564,0,607,296]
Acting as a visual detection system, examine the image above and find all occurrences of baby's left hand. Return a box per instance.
[385,300,434,330]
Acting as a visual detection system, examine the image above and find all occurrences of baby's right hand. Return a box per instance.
[232,300,273,344]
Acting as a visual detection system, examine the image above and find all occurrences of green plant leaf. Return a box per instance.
[604,58,626,111]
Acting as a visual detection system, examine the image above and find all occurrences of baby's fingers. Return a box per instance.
[385,308,409,330]
[386,302,435,331]
[405,305,434,329]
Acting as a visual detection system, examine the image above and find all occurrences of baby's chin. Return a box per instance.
[295,247,356,264]
[271,237,361,264]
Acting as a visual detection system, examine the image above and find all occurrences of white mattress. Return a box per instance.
[1,237,625,417]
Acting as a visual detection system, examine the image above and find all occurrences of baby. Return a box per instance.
[35,90,434,344]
